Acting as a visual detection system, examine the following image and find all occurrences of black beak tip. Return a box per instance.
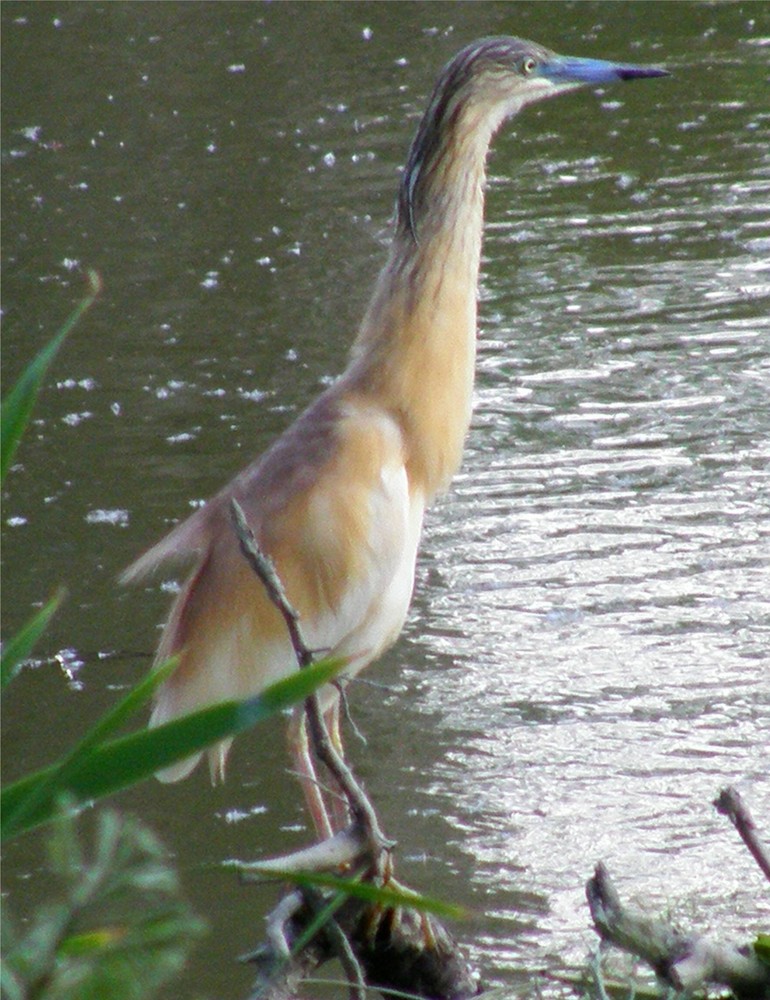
[617,66,672,81]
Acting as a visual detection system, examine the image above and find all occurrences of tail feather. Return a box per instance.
[154,750,204,784]
[148,693,234,784]
[119,505,212,584]
[125,513,234,783]
[149,662,234,784]
[144,551,278,785]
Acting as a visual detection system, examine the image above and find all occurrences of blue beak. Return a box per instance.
[541,55,670,85]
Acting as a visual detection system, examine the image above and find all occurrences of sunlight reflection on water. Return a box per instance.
[397,77,770,978]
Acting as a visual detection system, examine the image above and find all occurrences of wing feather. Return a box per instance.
[124,388,424,781]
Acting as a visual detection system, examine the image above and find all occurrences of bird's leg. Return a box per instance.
[287,705,334,841]
[324,698,353,834]
[290,697,353,838]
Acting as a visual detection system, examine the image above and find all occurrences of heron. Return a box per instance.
[124,36,668,837]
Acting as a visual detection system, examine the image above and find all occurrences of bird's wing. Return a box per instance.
[130,390,424,781]
[119,504,211,584]
[119,383,346,585]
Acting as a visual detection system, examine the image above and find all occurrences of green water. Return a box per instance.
[3,3,769,997]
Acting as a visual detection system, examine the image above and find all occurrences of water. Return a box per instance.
[3,3,769,997]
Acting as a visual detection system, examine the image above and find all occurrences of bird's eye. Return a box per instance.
[522,57,537,75]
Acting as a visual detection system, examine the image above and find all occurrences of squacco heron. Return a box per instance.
[124,37,667,836]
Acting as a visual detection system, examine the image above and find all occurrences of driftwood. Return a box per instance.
[230,500,481,1000]
[587,788,770,1000]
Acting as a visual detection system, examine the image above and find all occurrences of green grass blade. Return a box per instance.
[1,656,343,839]
[1,269,101,482]
[0,589,66,690]
[73,657,180,750]
[1,657,179,837]
[289,887,351,958]
[240,867,468,922]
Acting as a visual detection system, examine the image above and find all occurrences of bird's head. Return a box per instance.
[399,36,669,240]
[434,36,670,128]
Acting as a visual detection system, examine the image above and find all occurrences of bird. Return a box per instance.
[123,36,668,837]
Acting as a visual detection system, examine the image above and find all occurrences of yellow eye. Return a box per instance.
[522,57,537,75]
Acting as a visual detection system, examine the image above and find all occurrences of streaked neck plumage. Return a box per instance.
[345,78,499,500]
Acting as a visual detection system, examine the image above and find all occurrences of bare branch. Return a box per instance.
[239,826,369,878]
[229,499,311,667]
[587,862,770,999]
[714,786,770,884]
[304,696,393,858]
[302,885,367,1000]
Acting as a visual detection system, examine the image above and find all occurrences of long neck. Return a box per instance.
[344,104,496,499]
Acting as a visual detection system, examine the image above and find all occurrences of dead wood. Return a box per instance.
[587,862,770,999]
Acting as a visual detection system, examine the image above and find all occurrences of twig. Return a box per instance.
[714,786,770,884]
[244,889,320,1000]
[303,885,367,1000]
[230,498,312,667]
[239,826,370,878]
[336,680,369,746]
[304,696,393,857]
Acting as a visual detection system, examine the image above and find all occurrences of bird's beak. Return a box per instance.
[540,54,670,85]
